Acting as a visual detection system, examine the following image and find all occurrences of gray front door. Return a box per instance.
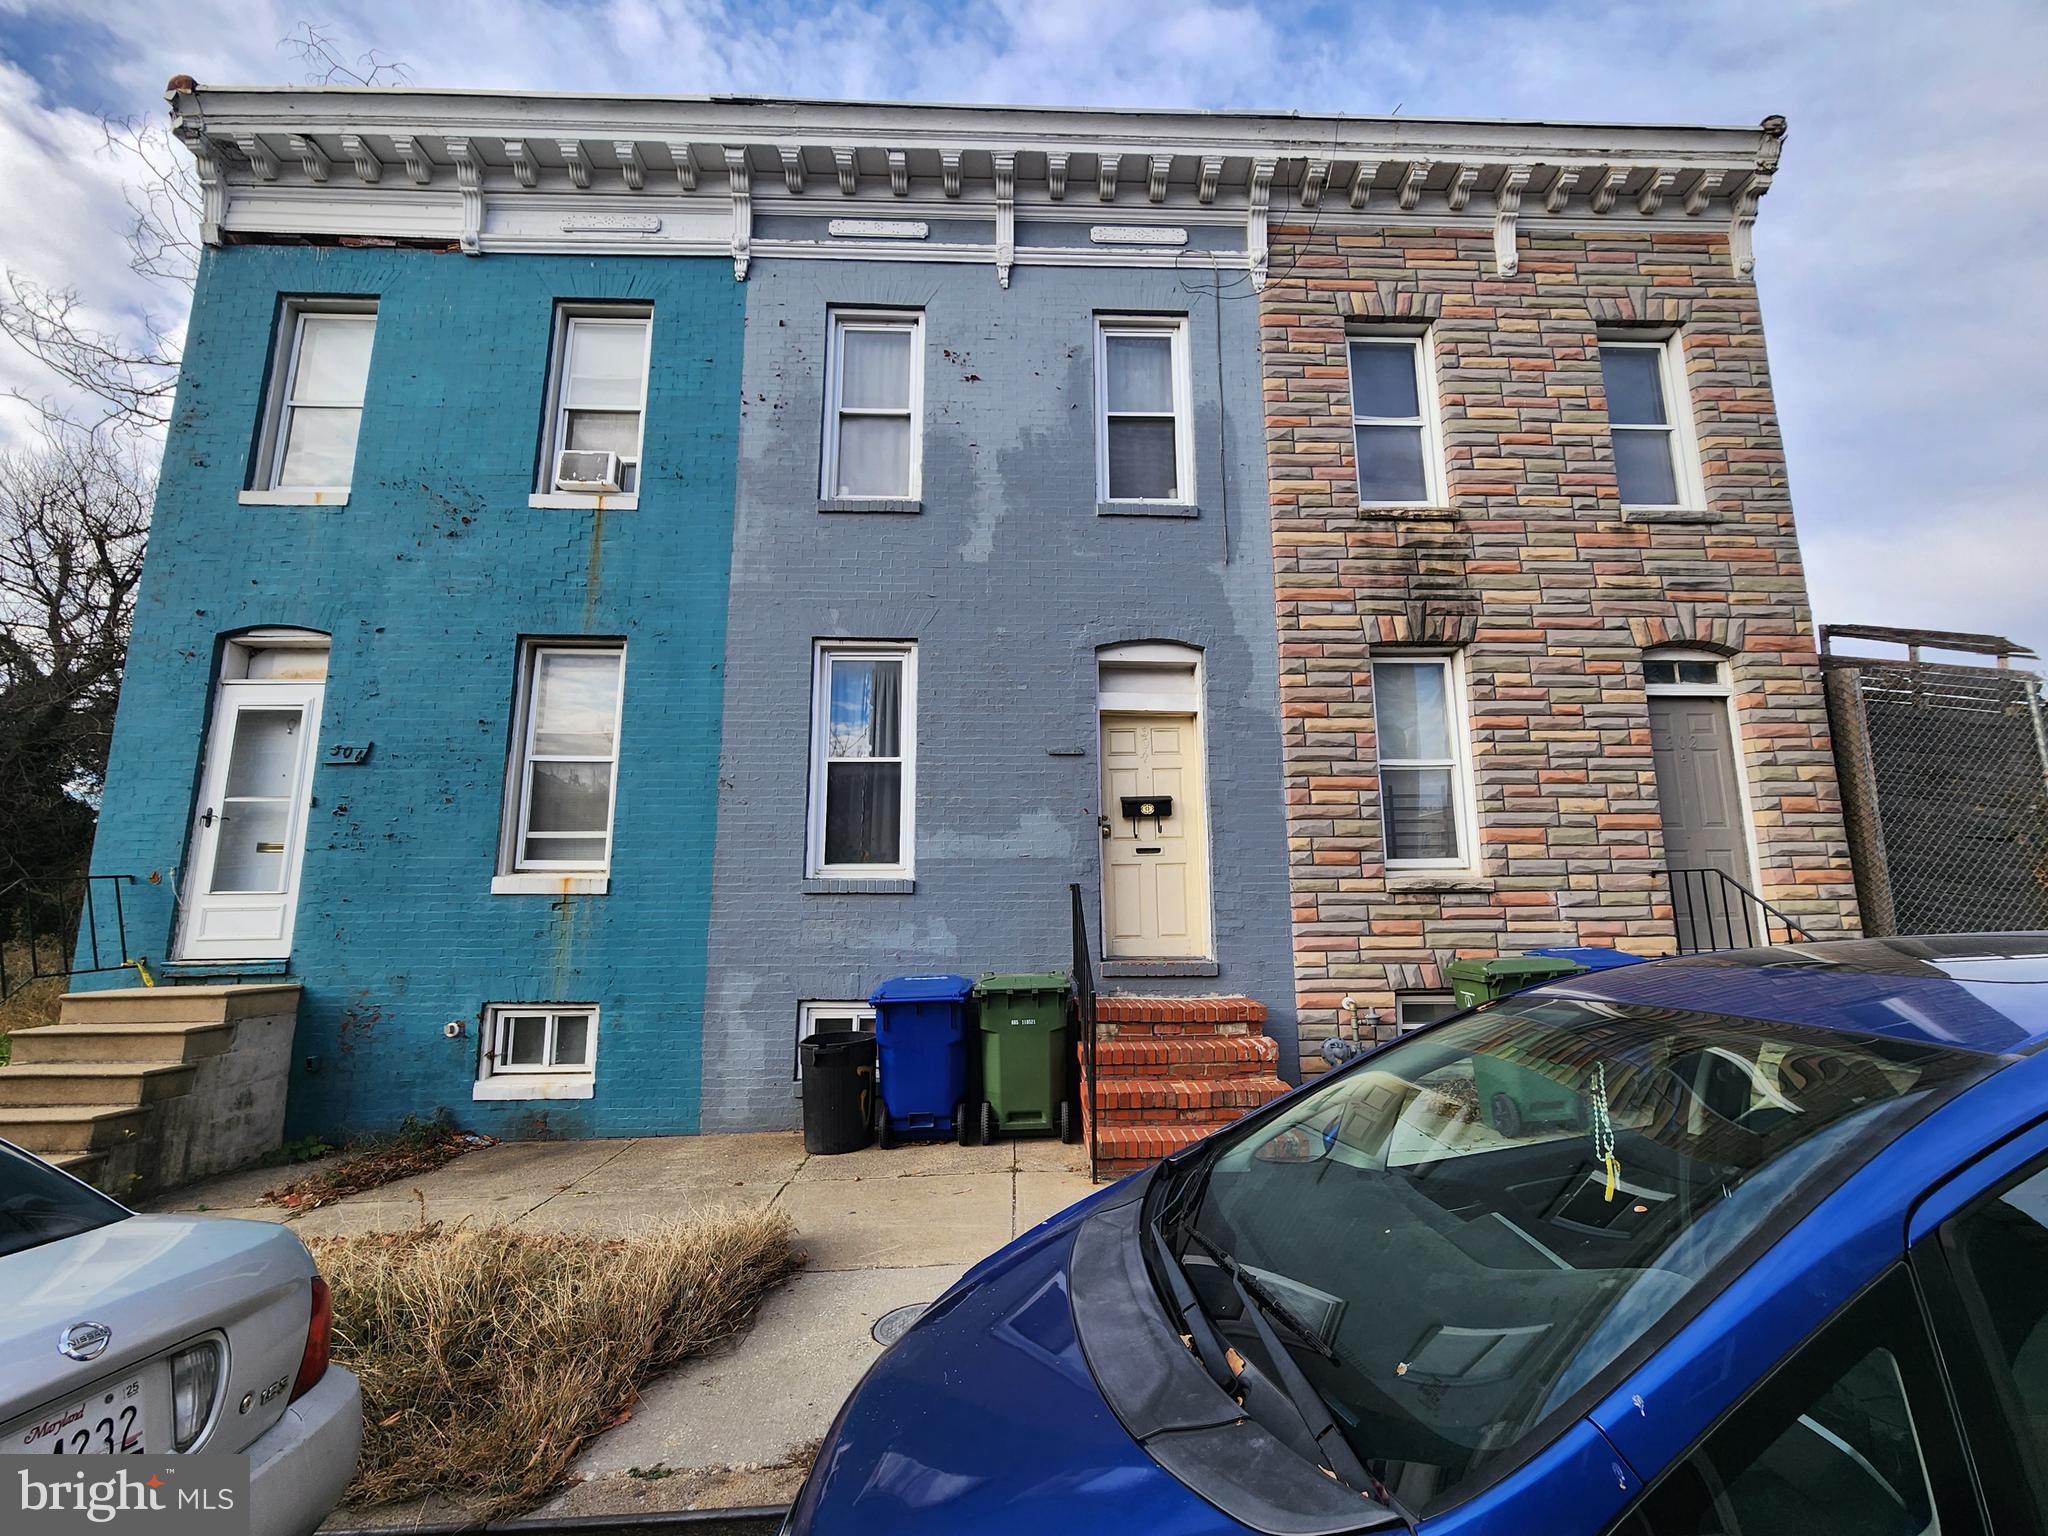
[1648,695,1755,949]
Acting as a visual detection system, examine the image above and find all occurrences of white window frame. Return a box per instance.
[531,305,653,509]
[1094,316,1195,506]
[794,1000,877,1080]
[1396,993,1460,1032]
[242,300,377,506]
[806,642,917,880]
[475,1003,598,1101]
[1599,332,1707,513]
[821,309,924,502]
[495,641,627,890]
[1347,330,1447,509]
[1372,651,1479,872]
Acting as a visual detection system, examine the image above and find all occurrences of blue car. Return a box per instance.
[786,936,2048,1536]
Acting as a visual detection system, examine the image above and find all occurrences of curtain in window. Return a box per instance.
[825,659,903,864]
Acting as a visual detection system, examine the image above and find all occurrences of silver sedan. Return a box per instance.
[0,1138,361,1535]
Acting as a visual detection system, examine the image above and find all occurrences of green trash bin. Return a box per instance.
[971,973,1074,1144]
[1447,955,1588,1138]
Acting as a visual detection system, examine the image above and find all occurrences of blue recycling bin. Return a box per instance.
[1525,945,1650,972]
[868,974,975,1147]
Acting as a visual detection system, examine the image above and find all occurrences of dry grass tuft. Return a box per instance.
[263,1112,484,1210]
[312,1209,803,1518]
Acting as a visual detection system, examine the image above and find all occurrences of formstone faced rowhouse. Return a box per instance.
[1254,121,1861,1064]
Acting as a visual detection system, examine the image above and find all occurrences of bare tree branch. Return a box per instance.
[281,21,414,87]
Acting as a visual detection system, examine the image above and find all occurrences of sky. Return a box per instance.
[0,0,2042,659]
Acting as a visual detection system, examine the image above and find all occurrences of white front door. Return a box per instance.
[1100,712,1212,959]
[177,678,325,961]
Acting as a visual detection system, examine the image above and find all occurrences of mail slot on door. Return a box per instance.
[1119,795,1173,821]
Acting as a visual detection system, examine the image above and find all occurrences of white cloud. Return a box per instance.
[1,0,2042,655]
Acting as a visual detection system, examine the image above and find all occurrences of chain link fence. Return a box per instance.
[1824,629,2048,936]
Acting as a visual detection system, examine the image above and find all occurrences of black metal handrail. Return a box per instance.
[1668,866,1812,954]
[1069,882,1101,1184]
[0,874,142,1001]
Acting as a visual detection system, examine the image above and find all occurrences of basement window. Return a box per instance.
[475,1003,597,1100]
[794,1000,876,1080]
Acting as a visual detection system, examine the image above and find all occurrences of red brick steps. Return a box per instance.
[1078,994,1290,1178]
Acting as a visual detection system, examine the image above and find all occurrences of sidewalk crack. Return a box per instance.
[513,1137,640,1224]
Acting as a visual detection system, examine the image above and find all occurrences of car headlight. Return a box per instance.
[170,1343,221,1451]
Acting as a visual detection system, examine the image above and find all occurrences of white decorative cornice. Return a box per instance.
[503,138,536,187]
[287,134,330,182]
[1590,165,1628,214]
[1444,163,1479,212]
[1544,165,1582,214]
[670,141,698,191]
[1730,168,1772,277]
[236,134,278,180]
[163,89,1787,280]
[1493,165,1531,277]
[1349,160,1378,209]
[339,133,382,183]
[445,137,482,255]
[993,151,1015,288]
[1248,157,1275,290]
[1396,159,1430,211]
[725,145,752,279]
[1300,158,1329,209]
[1636,168,1678,215]
[558,140,590,189]
[389,134,431,185]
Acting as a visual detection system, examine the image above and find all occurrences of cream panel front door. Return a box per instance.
[1100,712,1212,959]
[177,679,325,961]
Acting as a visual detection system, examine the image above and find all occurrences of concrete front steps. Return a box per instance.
[0,984,299,1198]
[1079,995,1288,1178]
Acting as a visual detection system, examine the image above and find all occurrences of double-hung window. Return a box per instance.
[502,643,626,878]
[1348,334,1443,507]
[540,306,652,499]
[823,311,922,500]
[1372,654,1475,868]
[808,644,915,878]
[1599,337,1702,511]
[251,302,376,498]
[477,1003,597,1099]
[1096,317,1192,504]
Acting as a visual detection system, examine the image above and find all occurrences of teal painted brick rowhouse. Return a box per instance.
[79,244,745,1139]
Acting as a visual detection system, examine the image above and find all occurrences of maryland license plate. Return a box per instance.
[8,1369,159,1454]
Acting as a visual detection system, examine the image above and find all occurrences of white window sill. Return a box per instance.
[491,873,611,896]
[240,488,350,507]
[473,1074,594,1101]
[529,492,639,511]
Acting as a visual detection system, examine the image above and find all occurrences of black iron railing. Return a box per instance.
[0,875,142,1001]
[1668,867,1812,954]
[1069,881,1101,1184]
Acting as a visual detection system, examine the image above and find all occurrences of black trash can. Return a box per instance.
[800,1033,877,1155]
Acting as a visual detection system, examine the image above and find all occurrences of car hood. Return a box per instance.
[789,1180,1399,1536]
[1,1214,312,1415]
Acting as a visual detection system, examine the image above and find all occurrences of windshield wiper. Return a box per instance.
[1145,1215,1246,1398]
[1180,1226,1339,1362]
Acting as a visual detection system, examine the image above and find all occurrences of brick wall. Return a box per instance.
[1259,220,1860,1066]
[81,245,745,1140]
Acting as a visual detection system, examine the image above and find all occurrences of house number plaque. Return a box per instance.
[324,744,372,766]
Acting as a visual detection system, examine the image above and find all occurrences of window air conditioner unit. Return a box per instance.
[554,449,623,493]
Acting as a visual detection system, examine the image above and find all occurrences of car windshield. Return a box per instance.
[1166,996,1987,1515]
[0,1141,127,1258]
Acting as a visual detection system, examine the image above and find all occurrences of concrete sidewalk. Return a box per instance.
[149,1131,1097,1520]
